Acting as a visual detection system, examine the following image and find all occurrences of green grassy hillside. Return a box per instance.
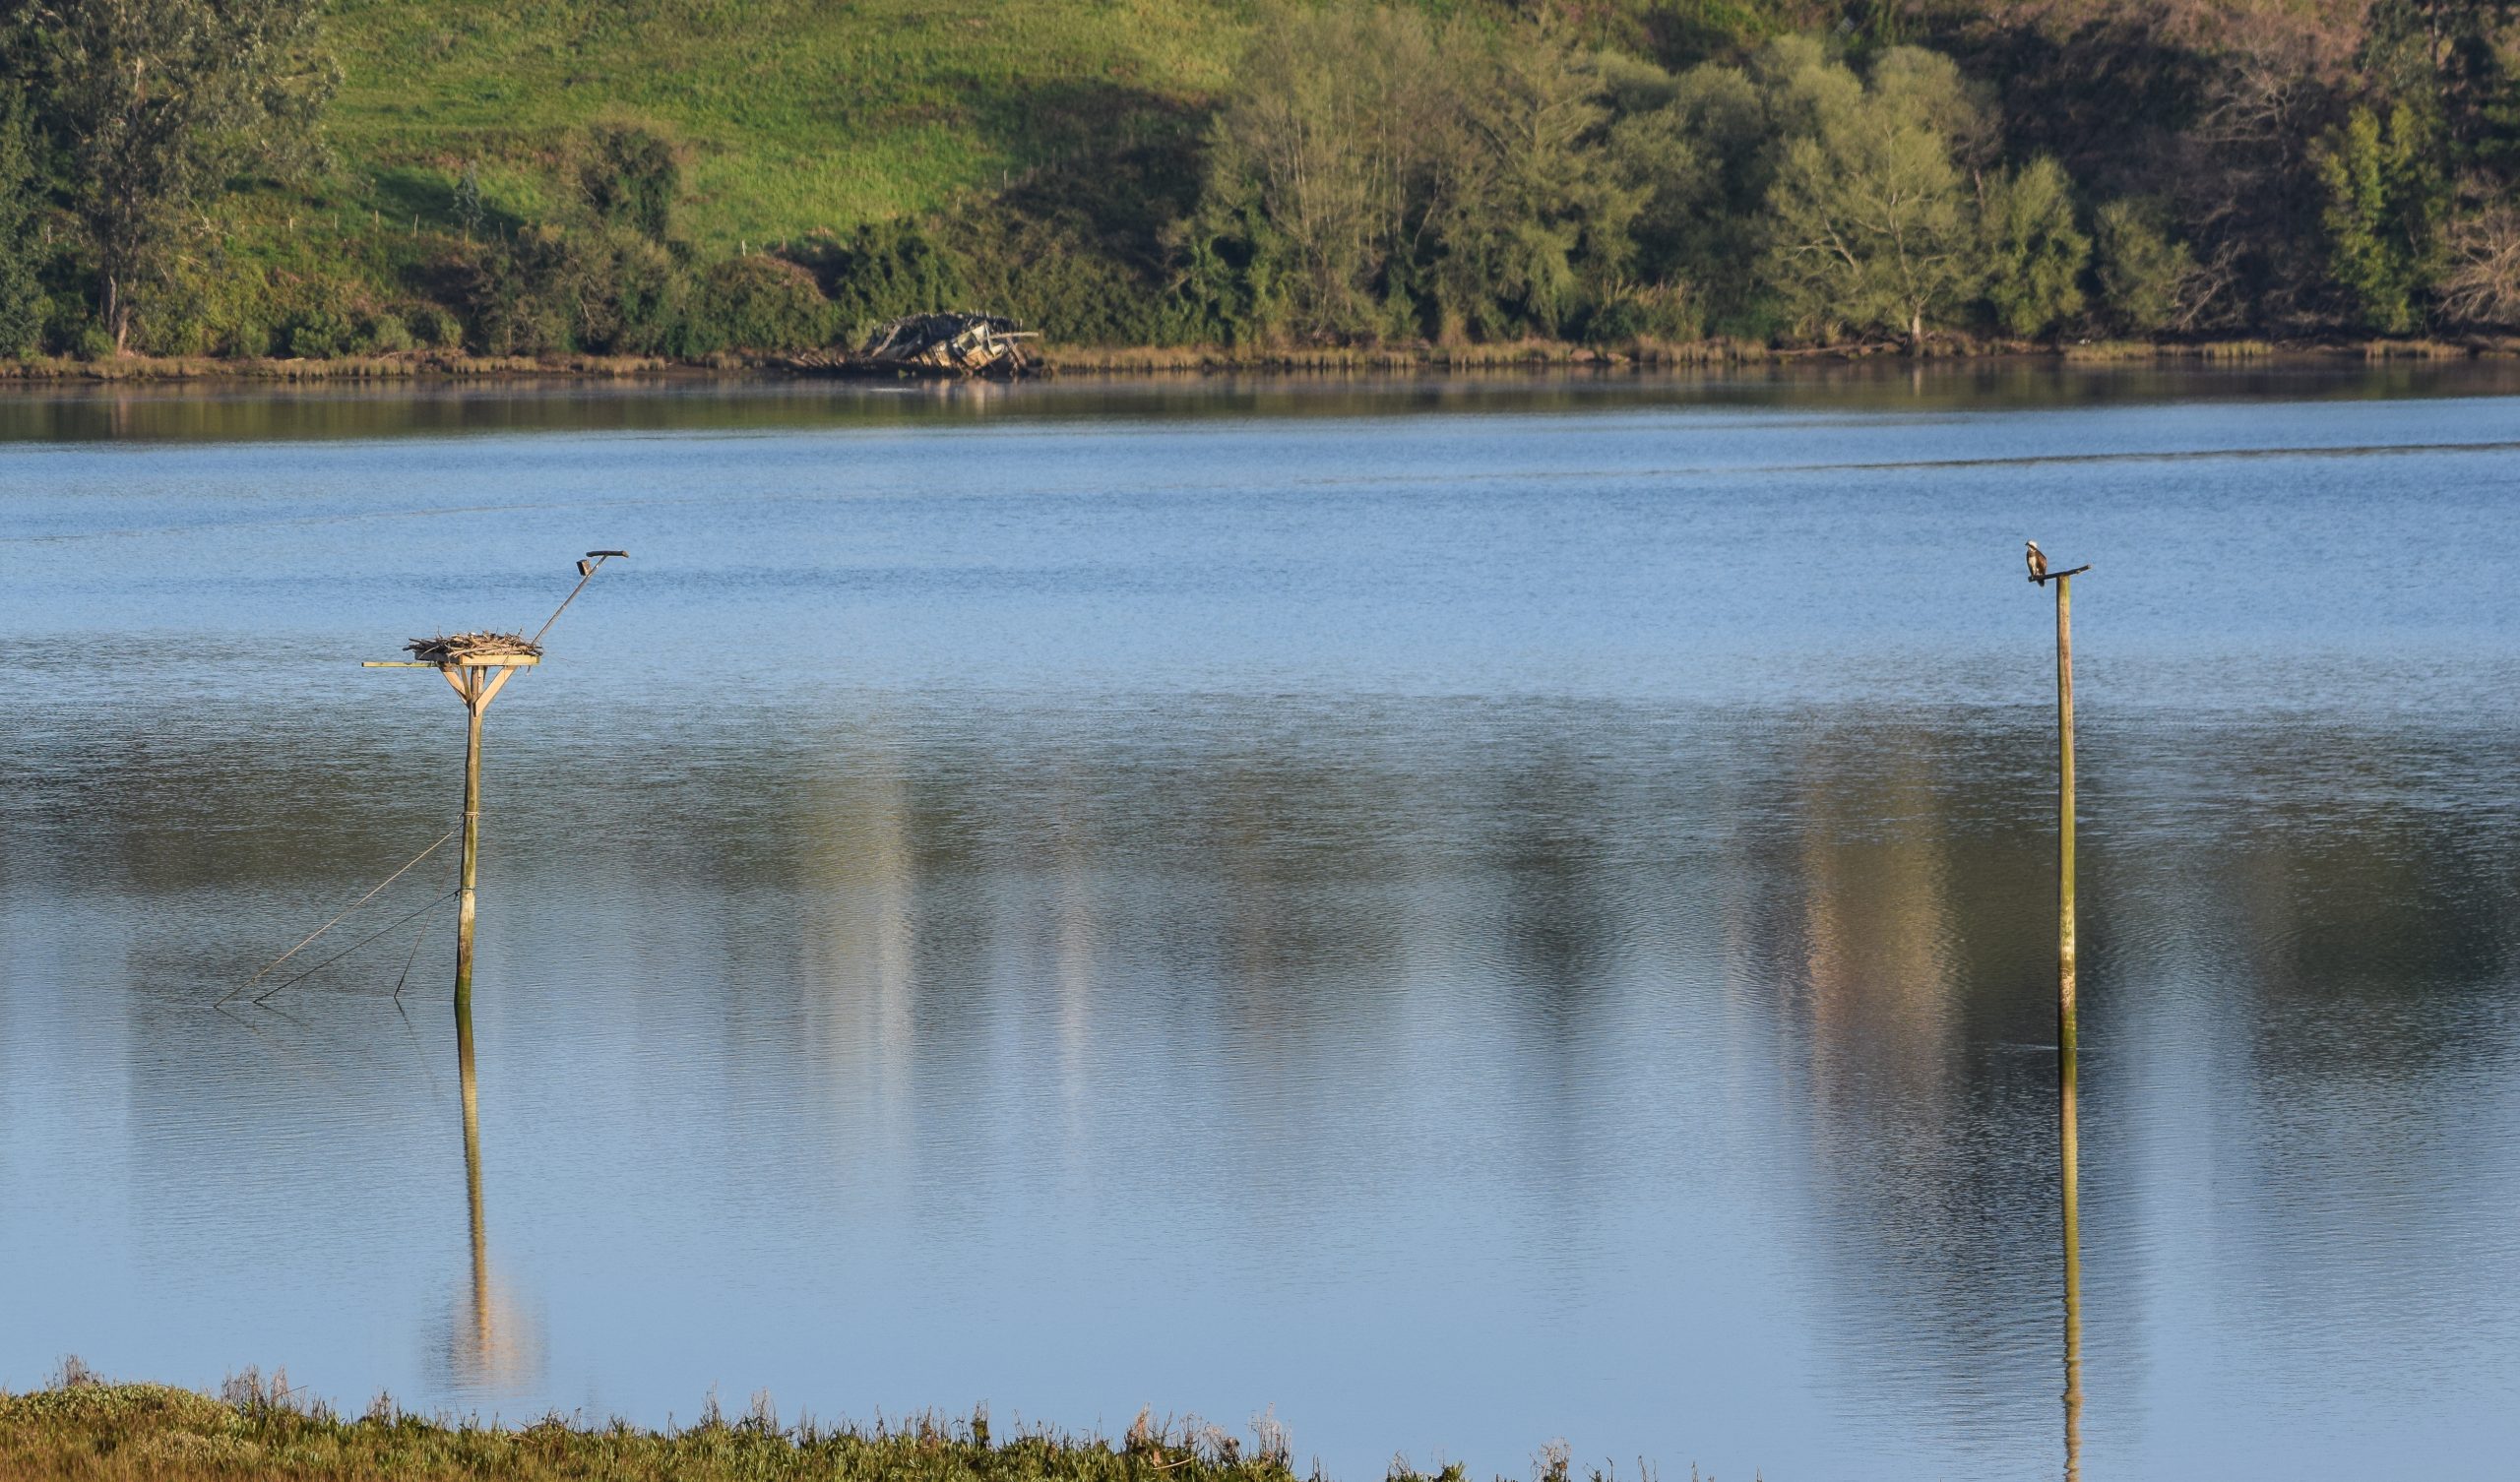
[184,1,1820,354]
[10,1,2507,362]
[318,0,1247,250]
[308,2,1856,248]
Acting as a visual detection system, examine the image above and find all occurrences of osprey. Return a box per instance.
[2025,540,2048,583]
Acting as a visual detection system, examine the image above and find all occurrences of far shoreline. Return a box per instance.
[1,334,2514,388]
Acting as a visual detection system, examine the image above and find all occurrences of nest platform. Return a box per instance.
[363,632,544,668]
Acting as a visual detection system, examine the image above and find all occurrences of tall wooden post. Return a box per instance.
[2034,557,2090,1482]
[457,671,485,1013]
[2055,572,2076,1058]
[433,658,525,1009]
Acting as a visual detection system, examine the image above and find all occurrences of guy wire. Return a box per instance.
[255,889,461,1004]
[221,826,459,1005]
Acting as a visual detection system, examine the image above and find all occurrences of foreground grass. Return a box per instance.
[0,1375,1439,1482]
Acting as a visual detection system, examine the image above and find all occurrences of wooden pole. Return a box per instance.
[2046,562,2086,1482]
[456,669,484,1013]
[444,659,524,1008]
[2056,571,2076,1057]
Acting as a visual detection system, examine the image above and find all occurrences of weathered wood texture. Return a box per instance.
[2055,572,2076,1052]
[785,312,1040,379]
[450,659,529,1010]
[2050,566,2084,1481]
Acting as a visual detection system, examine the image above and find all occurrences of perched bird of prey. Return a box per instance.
[576,559,595,579]
[2025,540,2048,583]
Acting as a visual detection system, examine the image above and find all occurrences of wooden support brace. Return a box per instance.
[475,662,524,711]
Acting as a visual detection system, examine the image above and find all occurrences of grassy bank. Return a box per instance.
[0,352,679,383]
[3,1374,1497,1482]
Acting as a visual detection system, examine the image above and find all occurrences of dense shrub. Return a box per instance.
[409,304,464,349]
[681,253,837,353]
[949,210,1202,346]
[448,237,568,355]
[577,121,681,242]
[2093,198,2197,336]
[444,224,687,354]
[362,311,414,353]
[601,234,686,353]
[802,220,968,343]
[1578,281,1699,343]
[284,305,355,357]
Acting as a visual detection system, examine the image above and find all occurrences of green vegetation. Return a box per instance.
[21,0,336,353]
[2,1,2519,365]
[0,1372,1548,1482]
[0,84,40,354]
[2316,102,2449,334]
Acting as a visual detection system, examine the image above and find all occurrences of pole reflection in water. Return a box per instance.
[446,995,536,1393]
[2060,1040,2082,1482]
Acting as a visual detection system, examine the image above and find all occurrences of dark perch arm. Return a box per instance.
[2032,565,2093,585]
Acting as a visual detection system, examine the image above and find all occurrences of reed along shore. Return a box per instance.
[0,1376,1537,1482]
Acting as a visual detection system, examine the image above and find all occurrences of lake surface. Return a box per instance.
[5,364,2519,1480]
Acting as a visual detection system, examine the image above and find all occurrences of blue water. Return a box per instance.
[4,366,2518,1480]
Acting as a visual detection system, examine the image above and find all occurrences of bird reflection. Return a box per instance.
[445,996,536,1392]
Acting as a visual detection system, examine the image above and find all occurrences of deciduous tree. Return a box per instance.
[2092,197,2199,335]
[1980,155,2089,338]
[1193,0,1443,337]
[0,87,42,354]
[15,0,336,352]
[1427,17,1641,340]
[2438,203,2520,326]
[1763,47,1984,351]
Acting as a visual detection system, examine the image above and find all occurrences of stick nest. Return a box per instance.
[405,631,543,662]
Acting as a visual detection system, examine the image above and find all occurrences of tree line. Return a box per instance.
[3,0,2519,361]
[1164,0,2520,349]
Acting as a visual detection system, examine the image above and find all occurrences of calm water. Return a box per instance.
[5,365,2519,1480]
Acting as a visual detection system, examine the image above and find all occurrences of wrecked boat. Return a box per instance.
[783,312,1040,378]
